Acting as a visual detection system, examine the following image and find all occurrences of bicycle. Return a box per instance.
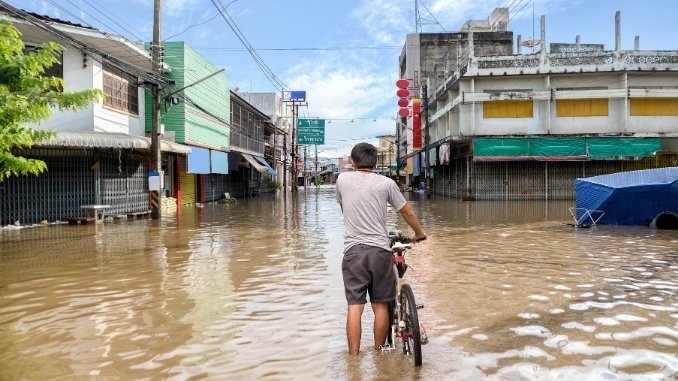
[381,231,428,366]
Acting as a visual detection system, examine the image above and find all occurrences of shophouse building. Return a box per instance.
[376,135,397,178]
[0,5,190,225]
[237,92,291,187]
[398,8,513,186]
[228,91,276,196]
[150,41,233,204]
[401,10,678,200]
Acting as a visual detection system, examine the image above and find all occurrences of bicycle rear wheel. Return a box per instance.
[399,284,422,366]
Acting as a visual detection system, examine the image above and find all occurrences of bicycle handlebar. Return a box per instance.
[389,231,427,246]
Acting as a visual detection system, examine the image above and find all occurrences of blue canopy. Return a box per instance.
[575,167,678,225]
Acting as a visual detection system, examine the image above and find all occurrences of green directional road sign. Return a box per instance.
[297,119,325,128]
[297,119,325,144]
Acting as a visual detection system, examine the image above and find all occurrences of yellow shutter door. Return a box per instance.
[179,157,196,205]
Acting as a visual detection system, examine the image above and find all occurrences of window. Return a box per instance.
[24,45,63,92]
[483,89,533,118]
[102,63,139,115]
[555,87,608,117]
[556,99,609,117]
[630,98,678,116]
[483,100,533,118]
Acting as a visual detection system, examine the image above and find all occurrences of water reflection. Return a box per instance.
[1,186,677,380]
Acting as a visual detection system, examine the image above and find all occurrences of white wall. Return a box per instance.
[471,77,544,135]
[432,71,678,137]
[26,41,144,135]
[28,46,94,131]
[91,60,145,136]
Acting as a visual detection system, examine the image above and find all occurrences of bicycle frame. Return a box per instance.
[381,233,426,366]
[382,242,412,351]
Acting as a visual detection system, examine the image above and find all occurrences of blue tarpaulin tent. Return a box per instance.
[575,167,678,225]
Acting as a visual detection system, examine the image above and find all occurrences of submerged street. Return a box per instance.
[1,187,677,380]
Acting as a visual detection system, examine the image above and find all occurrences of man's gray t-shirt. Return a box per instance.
[336,171,407,253]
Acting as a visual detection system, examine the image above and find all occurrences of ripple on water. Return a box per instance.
[2,197,678,380]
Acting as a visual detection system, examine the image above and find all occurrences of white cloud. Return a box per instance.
[165,0,203,17]
[351,0,411,44]
[285,52,398,157]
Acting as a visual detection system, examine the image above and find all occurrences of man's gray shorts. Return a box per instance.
[342,244,395,305]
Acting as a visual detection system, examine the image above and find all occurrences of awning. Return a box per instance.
[210,150,229,174]
[474,137,662,161]
[254,156,276,176]
[188,146,210,174]
[242,153,267,173]
[38,131,192,154]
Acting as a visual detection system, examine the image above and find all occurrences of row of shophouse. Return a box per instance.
[0,5,294,225]
[398,8,678,199]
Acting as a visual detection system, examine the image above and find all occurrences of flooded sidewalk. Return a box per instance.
[1,186,677,380]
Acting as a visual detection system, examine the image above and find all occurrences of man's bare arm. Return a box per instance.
[398,203,426,241]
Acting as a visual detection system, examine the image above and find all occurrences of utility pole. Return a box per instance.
[291,101,298,191]
[422,84,431,196]
[396,118,402,185]
[314,144,318,186]
[303,145,308,187]
[282,132,287,188]
[150,0,163,219]
[282,93,307,191]
[389,143,393,178]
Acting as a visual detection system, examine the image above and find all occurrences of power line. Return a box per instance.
[70,0,146,42]
[194,45,401,52]
[163,13,220,41]
[210,0,289,92]
[0,1,166,85]
[23,0,159,70]
[418,0,447,32]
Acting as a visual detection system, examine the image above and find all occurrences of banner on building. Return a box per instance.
[439,143,450,165]
[412,98,422,150]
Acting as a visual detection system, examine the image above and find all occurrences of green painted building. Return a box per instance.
[146,41,230,150]
[145,41,232,205]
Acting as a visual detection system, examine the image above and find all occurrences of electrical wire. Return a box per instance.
[194,45,401,51]
[0,1,166,85]
[210,0,289,92]
[72,0,146,42]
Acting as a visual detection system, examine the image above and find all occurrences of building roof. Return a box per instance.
[37,131,192,154]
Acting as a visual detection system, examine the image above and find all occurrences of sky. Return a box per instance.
[7,0,678,158]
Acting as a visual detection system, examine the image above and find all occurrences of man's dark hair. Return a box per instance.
[351,142,378,169]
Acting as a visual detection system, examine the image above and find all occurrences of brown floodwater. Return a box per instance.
[1,186,677,380]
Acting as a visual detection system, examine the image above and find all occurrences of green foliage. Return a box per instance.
[0,21,105,181]
[268,178,282,190]
[314,175,323,186]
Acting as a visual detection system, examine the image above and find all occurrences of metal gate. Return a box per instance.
[179,157,196,205]
[0,148,149,225]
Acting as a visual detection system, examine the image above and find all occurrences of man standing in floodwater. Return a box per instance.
[336,142,427,355]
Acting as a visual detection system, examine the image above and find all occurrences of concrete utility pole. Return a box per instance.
[292,101,298,191]
[303,145,308,187]
[396,119,401,185]
[150,0,163,219]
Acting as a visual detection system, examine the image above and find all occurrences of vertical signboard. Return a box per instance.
[412,98,422,150]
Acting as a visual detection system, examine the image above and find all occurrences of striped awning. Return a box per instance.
[37,131,192,154]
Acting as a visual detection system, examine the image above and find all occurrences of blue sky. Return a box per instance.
[8,0,678,158]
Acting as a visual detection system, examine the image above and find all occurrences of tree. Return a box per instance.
[0,21,104,182]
